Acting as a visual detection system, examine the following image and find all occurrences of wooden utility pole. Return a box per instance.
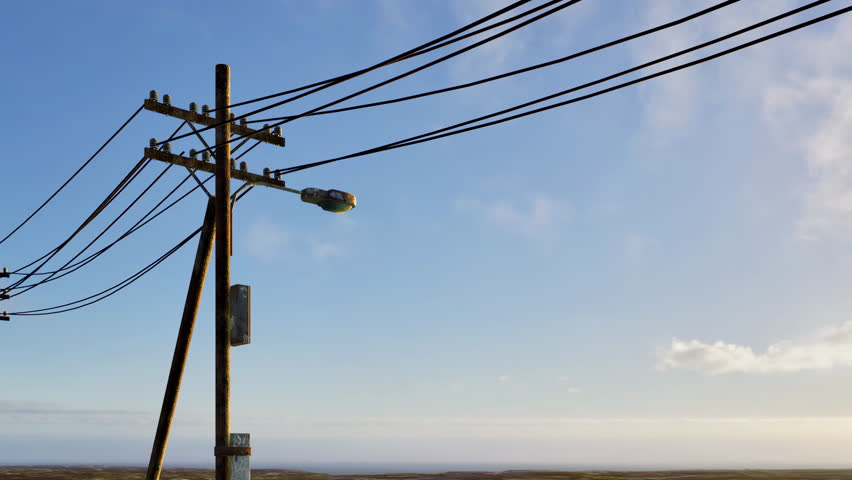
[142,65,287,480]
[214,63,232,480]
[146,199,216,480]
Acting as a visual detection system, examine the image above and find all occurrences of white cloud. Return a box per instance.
[457,193,567,237]
[557,376,581,392]
[448,0,528,82]
[659,321,852,374]
[632,3,852,243]
[311,241,345,263]
[244,218,287,259]
[624,232,655,261]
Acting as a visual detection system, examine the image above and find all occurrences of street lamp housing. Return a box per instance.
[300,188,357,213]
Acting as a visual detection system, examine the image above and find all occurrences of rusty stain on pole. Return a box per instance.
[146,199,216,480]
[215,63,232,480]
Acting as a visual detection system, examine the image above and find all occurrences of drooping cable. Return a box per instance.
[7,171,204,278]
[0,105,143,246]
[164,0,579,149]
[276,0,842,176]
[248,0,741,124]
[5,123,187,293]
[9,226,202,316]
[220,0,538,111]
[7,162,176,292]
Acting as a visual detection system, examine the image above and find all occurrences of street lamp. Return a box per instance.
[299,187,357,213]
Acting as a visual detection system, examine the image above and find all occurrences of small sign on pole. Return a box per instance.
[229,284,251,346]
[230,433,250,480]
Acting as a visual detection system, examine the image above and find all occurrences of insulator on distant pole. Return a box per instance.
[273,126,282,136]
[263,123,270,132]
[230,113,235,121]
[202,151,211,162]
[240,118,247,126]
[202,104,210,116]
[190,149,198,160]
[231,158,237,170]
[239,161,248,171]
[263,167,270,177]
[163,142,172,153]
[273,171,282,180]
[149,90,159,102]
[190,102,198,114]
[149,138,158,147]
[163,94,172,106]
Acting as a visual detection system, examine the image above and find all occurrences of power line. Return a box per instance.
[7,171,204,278]
[220,0,538,111]
[248,0,741,125]
[7,162,177,292]
[5,123,187,293]
[276,0,841,176]
[0,105,143,246]
[9,225,201,316]
[163,0,578,149]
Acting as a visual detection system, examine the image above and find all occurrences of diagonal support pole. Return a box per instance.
[145,198,216,480]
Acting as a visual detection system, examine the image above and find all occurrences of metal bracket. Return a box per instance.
[214,446,251,456]
[185,167,213,199]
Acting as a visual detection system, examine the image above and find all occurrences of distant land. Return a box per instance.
[3,466,852,480]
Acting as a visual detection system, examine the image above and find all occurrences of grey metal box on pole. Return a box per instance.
[229,284,251,346]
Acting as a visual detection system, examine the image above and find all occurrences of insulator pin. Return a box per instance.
[163,94,172,106]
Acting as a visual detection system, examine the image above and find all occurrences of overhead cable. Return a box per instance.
[276,0,842,176]
[219,0,538,111]
[164,0,579,148]
[0,105,143,246]
[248,0,742,124]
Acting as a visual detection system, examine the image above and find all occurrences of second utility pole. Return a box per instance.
[215,63,232,480]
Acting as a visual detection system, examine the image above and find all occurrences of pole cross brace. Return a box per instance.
[214,446,251,456]
[143,99,286,147]
[144,148,289,192]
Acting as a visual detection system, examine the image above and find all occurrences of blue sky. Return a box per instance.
[3,0,852,470]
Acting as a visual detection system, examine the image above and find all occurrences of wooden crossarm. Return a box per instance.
[143,99,285,147]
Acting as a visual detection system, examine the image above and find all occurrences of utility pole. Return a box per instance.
[141,64,354,480]
[142,65,287,480]
[145,199,215,480]
[214,63,233,480]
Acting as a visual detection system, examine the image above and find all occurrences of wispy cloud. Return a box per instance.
[0,401,151,425]
[557,376,581,393]
[659,321,852,374]
[311,241,345,263]
[244,217,287,259]
[632,4,852,243]
[457,193,568,237]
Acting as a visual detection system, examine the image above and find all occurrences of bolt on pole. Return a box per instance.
[214,63,232,480]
